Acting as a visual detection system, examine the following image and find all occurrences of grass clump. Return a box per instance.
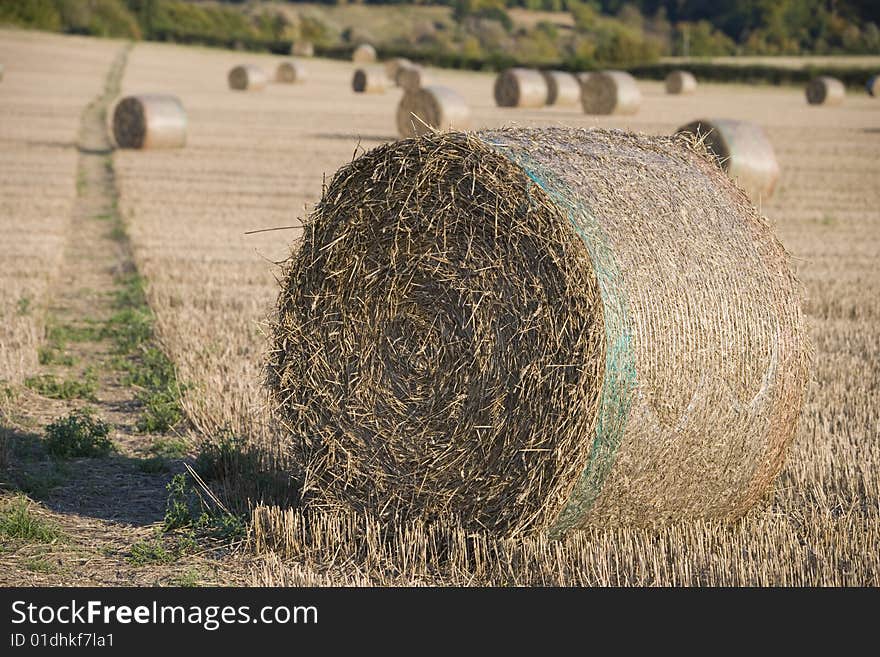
[25,371,97,401]
[127,539,174,565]
[0,496,61,543]
[163,473,246,542]
[45,409,114,459]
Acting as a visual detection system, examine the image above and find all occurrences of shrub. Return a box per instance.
[44,409,114,459]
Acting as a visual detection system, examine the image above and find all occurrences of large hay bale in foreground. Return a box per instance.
[276,61,306,83]
[292,42,314,57]
[866,75,879,97]
[582,70,641,115]
[352,67,387,94]
[665,70,697,94]
[806,76,845,105]
[397,65,431,93]
[676,118,780,203]
[267,127,809,536]
[112,95,187,149]
[228,65,267,91]
[541,70,581,106]
[385,57,413,83]
[494,68,547,108]
[352,43,377,63]
[396,85,471,138]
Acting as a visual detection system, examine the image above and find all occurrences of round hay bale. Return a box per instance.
[866,74,879,97]
[665,70,697,95]
[396,85,471,138]
[493,68,548,108]
[228,65,267,91]
[352,43,377,64]
[541,70,581,106]
[805,76,845,105]
[396,64,431,93]
[385,57,413,83]
[581,70,641,115]
[352,67,387,94]
[292,41,314,57]
[112,94,187,150]
[676,118,780,203]
[0,64,4,82]
[267,127,809,535]
[276,61,306,84]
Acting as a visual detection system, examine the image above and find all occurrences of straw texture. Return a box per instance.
[267,127,809,536]
[112,94,187,149]
[665,70,697,94]
[676,118,780,203]
[396,85,471,137]
[352,67,387,94]
[494,68,547,108]
[228,65,267,91]
[806,76,845,105]
[542,70,581,106]
[352,43,377,63]
[581,70,641,115]
[276,61,306,83]
[397,65,431,93]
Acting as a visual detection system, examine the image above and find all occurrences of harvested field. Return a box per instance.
[1,29,878,586]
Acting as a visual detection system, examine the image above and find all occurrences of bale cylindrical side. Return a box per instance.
[805,76,845,105]
[292,41,314,57]
[396,65,431,93]
[228,65,268,91]
[268,127,809,535]
[112,94,187,150]
[581,70,641,115]
[541,70,581,106]
[675,118,780,204]
[866,74,879,97]
[276,61,306,84]
[493,68,548,108]
[385,57,413,84]
[352,43,377,64]
[352,67,387,94]
[396,85,471,138]
[665,70,697,95]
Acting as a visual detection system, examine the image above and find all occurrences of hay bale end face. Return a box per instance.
[676,118,780,204]
[352,43,377,64]
[385,57,413,83]
[352,67,387,94]
[665,70,697,95]
[228,65,268,91]
[581,70,641,115]
[267,127,809,535]
[806,76,845,105]
[396,65,431,93]
[112,94,187,149]
[494,68,548,108]
[866,75,879,97]
[541,70,581,106]
[276,61,306,84]
[396,85,471,138]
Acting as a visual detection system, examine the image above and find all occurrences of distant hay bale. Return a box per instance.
[805,76,845,105]
[576,72,593,85]
[228,65,267,91]
[385,57,413,83]
[352,67,387,94]
[541,70,580,106]
[665,70,697,94]
[676,118,780,203]
[112,94,187,150]
[581,70,641,115]
[292,42,314,57]
[0,64,4,82]
[396,85,471,138]
[276,61,306,84]
[396,65,431,92]
[352,43,377,64]
[866,75,879,97]
[267,127,809,535]
[493,68,548,108]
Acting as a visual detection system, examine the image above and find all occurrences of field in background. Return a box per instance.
[1,29,878,585]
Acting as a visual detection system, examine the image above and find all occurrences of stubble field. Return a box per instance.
[1,29,877,585]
